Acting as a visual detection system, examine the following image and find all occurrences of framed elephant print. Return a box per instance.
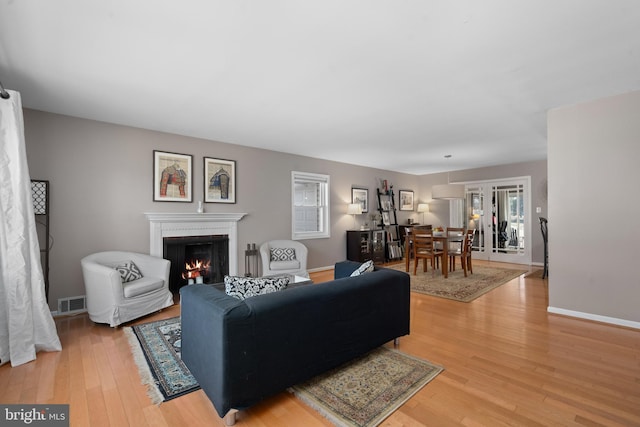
[153,150,193,202]
[204,157,236,203]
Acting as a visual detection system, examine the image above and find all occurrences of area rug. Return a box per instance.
[124,316,200,404]
[524,269,547,279]
[290,347,443,427]
[388,263,526,302]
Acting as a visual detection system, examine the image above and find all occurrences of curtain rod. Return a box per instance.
[0,80,10,99]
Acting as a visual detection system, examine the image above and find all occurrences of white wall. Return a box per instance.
[548,90,640,327]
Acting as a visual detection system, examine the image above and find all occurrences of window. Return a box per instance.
[291,171,330,240]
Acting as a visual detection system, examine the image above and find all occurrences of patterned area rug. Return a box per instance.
[290,347,443,427]
[388,263,526,302]
[124,316,200,404]
[524,269,547,279]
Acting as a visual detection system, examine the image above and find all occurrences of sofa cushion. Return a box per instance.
[224,275,290,300]
[114,260,144,283]
[270,247,297,261]
[123,276,164,298]
[350,260,375,276]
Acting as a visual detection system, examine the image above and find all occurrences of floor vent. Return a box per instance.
[58,295,87,314]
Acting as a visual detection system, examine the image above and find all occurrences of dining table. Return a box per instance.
[405,231,464,278]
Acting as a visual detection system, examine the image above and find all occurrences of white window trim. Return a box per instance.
[291,171,330,240]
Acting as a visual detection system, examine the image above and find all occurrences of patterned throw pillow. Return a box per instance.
[270,247,297,262]
[114,261,144,283]
[350,260,375,277]
[224,275,290,300]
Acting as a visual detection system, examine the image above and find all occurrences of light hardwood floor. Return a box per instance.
[1,260,639,426]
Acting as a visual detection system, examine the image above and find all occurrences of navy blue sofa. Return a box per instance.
[180,260,410,421]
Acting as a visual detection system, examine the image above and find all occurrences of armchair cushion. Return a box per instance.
[269,260,300,271]
[123,276,165,298]
[224,275,290,300]
[114,260,144,283]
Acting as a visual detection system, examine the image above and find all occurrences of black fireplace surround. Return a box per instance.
[163,235,229,292]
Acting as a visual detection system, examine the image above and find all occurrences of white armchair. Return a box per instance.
[259,240,309,278]
[81,251,174,327]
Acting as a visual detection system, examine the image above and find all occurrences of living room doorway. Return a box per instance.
[462,177,531,265]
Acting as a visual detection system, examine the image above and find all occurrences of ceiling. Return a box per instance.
[1,1,639,175]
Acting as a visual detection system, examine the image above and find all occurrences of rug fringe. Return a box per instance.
[288,348,444,427]
[288,387,349,427]
[123,327,164,405]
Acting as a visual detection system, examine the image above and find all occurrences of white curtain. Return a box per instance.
[0,90,61,367]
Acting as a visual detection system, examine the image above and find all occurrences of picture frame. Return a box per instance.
[351,187,368,213]
[382,211,390,226]
[399,190,414,211]
[204,157,236,203]
[153,150,193,202]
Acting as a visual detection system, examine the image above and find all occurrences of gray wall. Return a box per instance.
[23,109,549,312]
[23,109,425,310]
[548,90,640,325]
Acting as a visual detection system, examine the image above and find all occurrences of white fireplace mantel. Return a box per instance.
[145,212,247,275]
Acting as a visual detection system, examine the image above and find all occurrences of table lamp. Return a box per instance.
[417,203,429,224]
[347,203,362,229]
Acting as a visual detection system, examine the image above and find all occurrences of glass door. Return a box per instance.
[464,178,531,264]
[465,185,486,256]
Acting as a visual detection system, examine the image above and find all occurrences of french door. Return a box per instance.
[463,178,531,264]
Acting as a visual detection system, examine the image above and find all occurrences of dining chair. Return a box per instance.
[404,228,413,272]
[413,232,443,276]
[446,227,465,271]
[450,229,475,277]
[404,225,433,272]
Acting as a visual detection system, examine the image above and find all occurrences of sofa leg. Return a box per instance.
[224,409,238,426]
[394,338,400,347]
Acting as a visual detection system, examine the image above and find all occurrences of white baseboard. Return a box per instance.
[547,306,640,330]
[308,265,334,273]
[51,309,88,318]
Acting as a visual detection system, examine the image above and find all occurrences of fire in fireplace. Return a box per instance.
[163,235,229,292]
[182,258,211,284]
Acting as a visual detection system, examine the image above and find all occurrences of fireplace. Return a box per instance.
[145,212,247,291]
[164,235,229,292]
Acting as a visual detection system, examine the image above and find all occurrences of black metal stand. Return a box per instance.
[539,217,548,279]
[244,243,259,277]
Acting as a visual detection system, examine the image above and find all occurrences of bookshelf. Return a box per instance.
[376,185,403,262]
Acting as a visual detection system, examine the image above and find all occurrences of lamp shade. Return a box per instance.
[432,184,465,200]
[347,203,362,215]
[417,203,429,213]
